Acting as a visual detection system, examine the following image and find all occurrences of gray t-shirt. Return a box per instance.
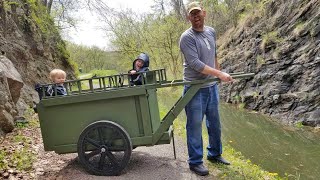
[179,26,217,86]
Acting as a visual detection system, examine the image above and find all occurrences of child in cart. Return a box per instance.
[128,53,150,86]
[47,68,67,96]
[34,69,67,112]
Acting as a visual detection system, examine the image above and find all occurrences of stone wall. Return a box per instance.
[219,0,320,126]
[0,0,74,135]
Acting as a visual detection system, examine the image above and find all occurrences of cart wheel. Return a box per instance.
[77,120,132,176]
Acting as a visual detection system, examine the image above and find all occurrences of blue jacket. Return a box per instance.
[46,84,67,96]
[129,53,150,85]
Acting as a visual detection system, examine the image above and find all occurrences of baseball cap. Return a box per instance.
[187,1,202,14]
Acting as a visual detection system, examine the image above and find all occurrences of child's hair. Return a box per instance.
[49,69,66,81]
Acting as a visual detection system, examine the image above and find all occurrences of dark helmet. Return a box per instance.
[132,53,150,69]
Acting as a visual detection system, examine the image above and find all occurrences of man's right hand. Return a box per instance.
[218,71,234,82]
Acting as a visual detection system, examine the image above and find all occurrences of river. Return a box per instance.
[220,104,320,180]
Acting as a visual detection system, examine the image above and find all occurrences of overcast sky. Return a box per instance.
[64,0,155,50]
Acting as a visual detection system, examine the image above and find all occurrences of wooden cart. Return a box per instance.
[36,69,253,176]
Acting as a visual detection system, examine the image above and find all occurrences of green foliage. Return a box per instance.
[109,12,188,79]
[295,122,304,128]
[293,22,305,36]
[3,1,11,11]
[57,41,79,76]
[213,144,282,179]
[253,91,259,99]
[254,0,270,17]
[256,55,265,66]
[0,150,8,170]
[261,31,283,50]
[203,0,265,34]
[238,103,246,109]
[0,134,35,172]
[0,108,37,173]
[13,134,29,143]
[15,108,40,129]
[89,69,118,77]
[78,73,93,79]
[233,95,241,104]
[10,147,35,171]
[27,119,39,128]
[3,1,19,11]
[28,0,59,37]
[272,48,281,59]
[71,70,118,91]
[15,122,28,129]
[67,42,121,74]
[57,41,70,59]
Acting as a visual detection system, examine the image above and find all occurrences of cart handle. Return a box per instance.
[151,72,255,145]
[145,73,255,90]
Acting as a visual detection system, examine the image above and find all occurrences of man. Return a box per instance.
[179,1,233,176]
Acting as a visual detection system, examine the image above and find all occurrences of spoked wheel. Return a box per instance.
[77,120,132,176]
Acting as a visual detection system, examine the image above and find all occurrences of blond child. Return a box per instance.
[47,69,67,96]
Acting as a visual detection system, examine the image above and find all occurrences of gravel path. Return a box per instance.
[36,136,216,180]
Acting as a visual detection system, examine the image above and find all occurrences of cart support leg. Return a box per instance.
[172,128,176,159]
[152,84,202,145]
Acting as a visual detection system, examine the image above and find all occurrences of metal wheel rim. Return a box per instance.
[77,121,132,176]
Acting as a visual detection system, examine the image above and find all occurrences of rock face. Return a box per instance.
[0,0,74,135]
[219,0,319,126]
[0,56,24,134]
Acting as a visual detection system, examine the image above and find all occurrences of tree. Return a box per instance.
[67,42,120,73]
[170,0,187,20]
[95,2,188,79]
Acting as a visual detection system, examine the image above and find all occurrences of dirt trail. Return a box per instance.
[36,136,216,180]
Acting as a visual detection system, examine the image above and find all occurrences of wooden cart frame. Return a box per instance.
[37,69,254,175]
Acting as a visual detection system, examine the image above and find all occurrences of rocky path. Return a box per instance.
[35,133,216,180]
[1,115,217,179]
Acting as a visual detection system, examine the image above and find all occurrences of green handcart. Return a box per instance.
[36,69,253,176]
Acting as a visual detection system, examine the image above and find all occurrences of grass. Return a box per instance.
[88,69,118,77]
[257,55,265,66]
[0,108,40,174]
[75,70,120,90]
[260,31,283,51]
[157,87,283,179]
[0,108,39,174]
[293,22,305,37]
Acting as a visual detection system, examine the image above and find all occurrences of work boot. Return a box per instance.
[189,164,209,176]
[207,155,231,165]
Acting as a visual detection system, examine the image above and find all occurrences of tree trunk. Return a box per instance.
[47,0,53,14]
[41,0,47,6]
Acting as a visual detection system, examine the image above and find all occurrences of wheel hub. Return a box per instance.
[100,145,108,153]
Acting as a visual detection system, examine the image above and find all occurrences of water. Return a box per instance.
[220,104,320,179]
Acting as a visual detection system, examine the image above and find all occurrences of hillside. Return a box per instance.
[0,0,75,135]
[219,0,319,126]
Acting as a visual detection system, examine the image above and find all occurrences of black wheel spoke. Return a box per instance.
[98,127,105,145]
[85,149,100,159]
[105,128,116,145]
[106,150,119,167]
[99,152,107,169]
[78,121,132,176]
[84,137,100,148]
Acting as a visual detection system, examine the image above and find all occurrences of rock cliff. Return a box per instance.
[219,0,319,126]
[0,0,74,135]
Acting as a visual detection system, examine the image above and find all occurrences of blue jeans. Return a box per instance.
[183,84,222,165]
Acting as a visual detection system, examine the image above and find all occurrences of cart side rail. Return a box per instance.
[37,69,168,99]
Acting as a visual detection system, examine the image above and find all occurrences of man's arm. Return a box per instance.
[201,65,233,82]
